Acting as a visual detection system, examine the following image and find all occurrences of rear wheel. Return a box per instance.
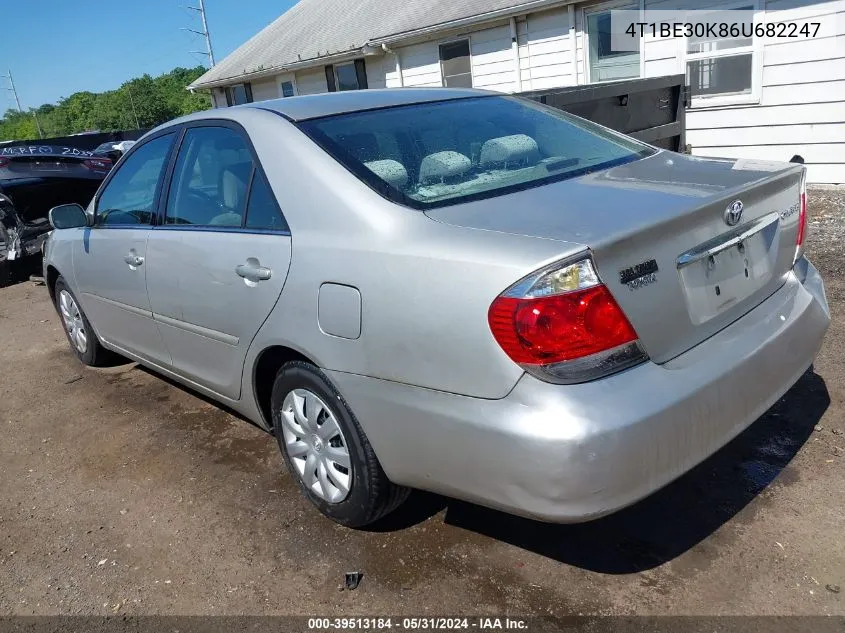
[271,361,409,527]
[54,276,113,367]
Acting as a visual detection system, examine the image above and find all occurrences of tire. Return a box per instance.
[271,361,410,527]
[54,276,113,367]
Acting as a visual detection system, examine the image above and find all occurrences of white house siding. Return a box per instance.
[380,8,576,92]
[384,53,403,88]
[574,8,586,85]
[517,7,576,90]
[206,0,843,183]
[250,78,280,102]
[469,21,518,92]
[644,0,845,184]
[211,88,227,108]
[394,41,444,87]
[294,67,329,95]
[642,36,682,77]
[365,57,388,89]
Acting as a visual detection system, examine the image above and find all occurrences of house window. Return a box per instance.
[685,5,758,106]
[585,5,640,82]
[326,59,369,92]
[280,80,295,98]
[439,40,473,88]
[335,63,360,91]
[225,83,252,106]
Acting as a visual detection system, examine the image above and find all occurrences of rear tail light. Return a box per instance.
[488,256,648,384]
[794,167,808,263]
[0,157,9,168]
[83,158,112,171]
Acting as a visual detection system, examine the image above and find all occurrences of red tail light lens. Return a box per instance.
[489,256,648,384]
[83,158,112,171]
[797,192,807,248]
[794,168,808,263]
[0,157,9,168]
[490,286,638,364]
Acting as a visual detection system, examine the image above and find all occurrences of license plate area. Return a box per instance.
[31,161,67,172]
[677,213,780,325]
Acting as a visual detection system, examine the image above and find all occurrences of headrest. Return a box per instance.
[419,151,471,184]
[364,159,409,190]
[479,135,540,167]
[213,135,246,152]
[222,161,253,183]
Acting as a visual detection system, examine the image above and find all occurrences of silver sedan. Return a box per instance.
[43,89,830,527]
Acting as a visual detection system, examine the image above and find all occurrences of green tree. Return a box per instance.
[0,66,211,141]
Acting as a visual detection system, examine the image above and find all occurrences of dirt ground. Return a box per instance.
[0,187,843,617]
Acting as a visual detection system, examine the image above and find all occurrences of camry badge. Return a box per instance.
[620,259,659,291]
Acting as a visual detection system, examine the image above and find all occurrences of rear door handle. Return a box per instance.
[236,257,272,284]
[123,250,144,267]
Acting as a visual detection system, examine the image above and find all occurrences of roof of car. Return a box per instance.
[241,88,495,122]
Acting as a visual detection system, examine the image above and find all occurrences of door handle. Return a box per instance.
[123,250,144,267]
[235,257,272,284]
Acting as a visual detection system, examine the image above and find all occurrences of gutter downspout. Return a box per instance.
[510,17,522,92]
[382,43,404,87]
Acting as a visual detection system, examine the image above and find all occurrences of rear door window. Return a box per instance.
[95,133,175,226]
[165,126,255,227]
[245,171,288,231]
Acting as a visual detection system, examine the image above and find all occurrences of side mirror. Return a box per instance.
[49,203,90,230]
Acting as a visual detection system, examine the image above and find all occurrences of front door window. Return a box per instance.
[95,133,175,226]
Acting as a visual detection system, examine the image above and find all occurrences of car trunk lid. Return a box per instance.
[425,151,805,363]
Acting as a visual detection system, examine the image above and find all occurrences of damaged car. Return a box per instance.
[0,145,111,285]
[92,140,137,164]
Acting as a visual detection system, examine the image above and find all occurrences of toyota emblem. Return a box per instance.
[725,200,744,226]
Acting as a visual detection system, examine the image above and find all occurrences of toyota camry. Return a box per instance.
[42,89,829,526]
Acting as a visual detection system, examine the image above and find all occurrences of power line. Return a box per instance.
[183,0,215,67]
[1,68,43,139]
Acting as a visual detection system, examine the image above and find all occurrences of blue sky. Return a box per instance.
[0,1,296,111]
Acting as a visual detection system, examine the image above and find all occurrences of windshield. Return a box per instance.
[298,96,655,209]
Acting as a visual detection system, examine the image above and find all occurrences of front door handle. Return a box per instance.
[123,250,144,268]
[235,257,272,285]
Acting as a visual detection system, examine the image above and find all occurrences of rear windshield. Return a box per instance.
[298,96,655,209]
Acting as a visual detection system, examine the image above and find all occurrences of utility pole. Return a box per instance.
[126,87,141,129]
[3,68,22,112]
[183,0,216,67]
[2,68,43,139]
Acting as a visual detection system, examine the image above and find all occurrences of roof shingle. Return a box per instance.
[190,0,539,88]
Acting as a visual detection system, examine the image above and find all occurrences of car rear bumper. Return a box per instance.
[327,259,829,522]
